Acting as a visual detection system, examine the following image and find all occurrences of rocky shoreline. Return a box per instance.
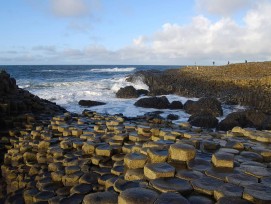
[127,62,271,113]
[0,68,271,203]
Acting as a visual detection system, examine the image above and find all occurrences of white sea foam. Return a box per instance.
[17,72,246,124]
[89,67,136,73]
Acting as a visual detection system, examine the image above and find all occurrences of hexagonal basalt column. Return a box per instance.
[144,162,175,180]
[124,153,147,169]
[169,143,196,162]
[212,152,234,168]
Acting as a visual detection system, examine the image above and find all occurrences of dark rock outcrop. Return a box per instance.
[218,110,271,131]
[169,101,183,109]
[188,112,218,128]
[78,100,106,107]
[134,96,170,109]
[184,97,223,117]
[134,96,183,110]
[116,86,139,98]
[127,62,271,114]
[116,86,149,98]
[167,114,179,120]
[0,70,66,130]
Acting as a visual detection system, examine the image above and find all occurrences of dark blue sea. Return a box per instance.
[1,65,245,122]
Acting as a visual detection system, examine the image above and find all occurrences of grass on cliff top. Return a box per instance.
[181,61,271,81]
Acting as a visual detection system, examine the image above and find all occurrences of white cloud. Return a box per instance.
[50,0,97,17]
[3,1,271,65]
[196,0,253,16]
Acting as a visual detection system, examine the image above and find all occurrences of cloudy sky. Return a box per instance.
[0,0,271,65]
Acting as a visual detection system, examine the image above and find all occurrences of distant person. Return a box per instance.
[213,61,215,66]
[228,61,230,65]
[245,60,247,63]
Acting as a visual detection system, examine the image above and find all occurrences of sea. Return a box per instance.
[2,65,245,123]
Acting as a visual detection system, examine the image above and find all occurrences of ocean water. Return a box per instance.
[2,65,245,123]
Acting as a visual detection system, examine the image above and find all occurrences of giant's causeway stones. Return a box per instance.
[1,68,271,203]
[1,109,271,203]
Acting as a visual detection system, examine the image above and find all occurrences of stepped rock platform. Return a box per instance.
[1,67,271,203]
[1,110,271,203]
[128,61,271,114]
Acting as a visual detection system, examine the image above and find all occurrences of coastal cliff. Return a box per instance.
[0,70,66,130]
[128,62,271,113]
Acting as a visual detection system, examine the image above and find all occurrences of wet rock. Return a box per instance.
[226,173,258,186]
[122,166,143,180]
[113,178,141,193]
[147,148,168,163]
[155,192,189,204]
[150,177,192,194]
[243,183,271,203]
[167,114,179,120]
[134,96,170,109]
[188,195,214,204]
[169,101,183,109]
[212,152,234,168]
[124,152,147,169]
[33,191,56,202]
[116,86,147,98]
[187,158,211,172]
[169,143,196,162]
[218,110,269,131]
[83,191,118,204]
[189,112,218,128]
[144,162,175,180]
[95,144,112,157]
[216,196,252,204]
[59,194,84,204]
[191,177,224,195]
[116,86,139,98]
[240,165,271,178]
[118,187,159,204]
[205,167,240,181]
[70,183,92,194]
[176,169,204,181]
[214,183,243,200]
[78,100,106,107]
[184,97,223,117]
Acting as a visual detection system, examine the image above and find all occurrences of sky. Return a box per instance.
[0,0,271,65]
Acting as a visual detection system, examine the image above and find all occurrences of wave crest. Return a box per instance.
[89,67,136,73]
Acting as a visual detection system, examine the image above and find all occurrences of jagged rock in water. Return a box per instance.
[134,96,170,109]
[78,100,106,107]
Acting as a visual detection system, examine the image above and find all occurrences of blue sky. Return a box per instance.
[0,0,271,65]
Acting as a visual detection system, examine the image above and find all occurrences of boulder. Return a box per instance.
[116,86,139,98]
[169,101,183,109]
[167,114,179,120]
[184,97,223,117]
[218,110,270,131]
[134,96,170,109]
[78,100,106,107]
[188,112,218,128]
